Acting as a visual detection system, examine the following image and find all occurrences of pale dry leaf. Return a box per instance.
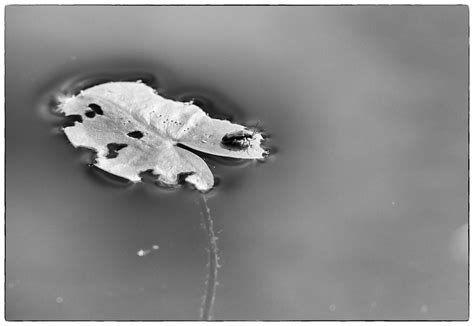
[59,81,267,191]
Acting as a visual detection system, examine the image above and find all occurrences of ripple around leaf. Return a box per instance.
[59,81,268,191]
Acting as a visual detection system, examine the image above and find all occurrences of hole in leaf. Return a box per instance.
[85,110,96,118]
[106,143,128,159]
[127,131,144,139]
[88,103,103,115]
[177,172,196,184]
[62,114,83,127]
[138,169,158,183]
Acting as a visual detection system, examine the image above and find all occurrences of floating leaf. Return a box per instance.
[59,81,267,191]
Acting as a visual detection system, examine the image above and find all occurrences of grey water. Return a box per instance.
[5,6,468,320]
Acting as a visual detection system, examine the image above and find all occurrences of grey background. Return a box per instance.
[5,6,468,320]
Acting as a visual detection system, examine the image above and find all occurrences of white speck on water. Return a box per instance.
[56,297,63,303]
[329,304,336,312]
[420,304,428,313]
[137,249,149,257]
[391,201,396,206]
[137,245,159,256]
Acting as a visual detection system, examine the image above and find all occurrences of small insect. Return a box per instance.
[221,129,256,150]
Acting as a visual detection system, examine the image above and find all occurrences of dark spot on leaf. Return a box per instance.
[88,103,103,115]
[85,111,96,118]
[106,143,128,159]
[127,131,144,139]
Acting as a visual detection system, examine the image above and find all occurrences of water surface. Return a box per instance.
[6,5,468,320]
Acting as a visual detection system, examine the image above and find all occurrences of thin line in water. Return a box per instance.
[199,194,218,321]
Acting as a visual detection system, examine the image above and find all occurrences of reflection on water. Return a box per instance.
[6,5,468,320]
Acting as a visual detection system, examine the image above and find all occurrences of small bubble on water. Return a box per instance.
[391,201,396,206]
[152,245,159,250]
[329,304,336,312]
[137,249,149,257]
[56,297,63,303]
